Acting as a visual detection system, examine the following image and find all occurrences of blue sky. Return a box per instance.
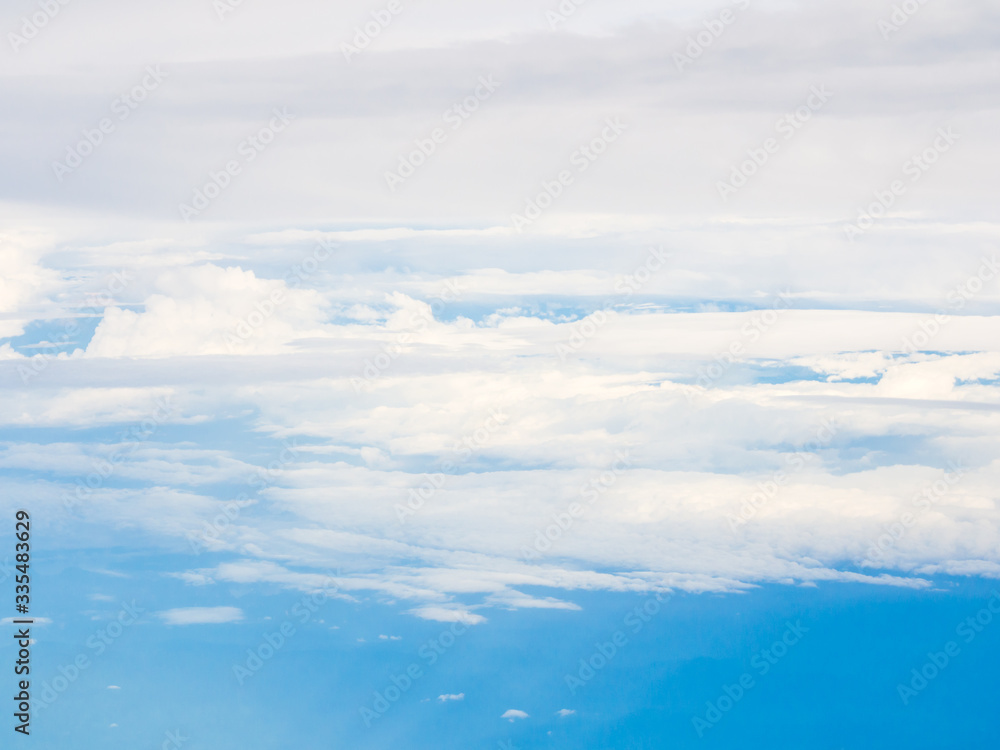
[2,0,1000,747]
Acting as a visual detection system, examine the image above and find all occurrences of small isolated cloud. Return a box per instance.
[107,685,120,690]
[109,724,117,728]
[170,572,214,586]
[378,634,401,640]
[409,607,486,625]
[438,693,465,702]
[158,606,243,625]
[556,709,575,717]
[502,709,529,722]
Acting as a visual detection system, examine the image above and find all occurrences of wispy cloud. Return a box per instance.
[157,607,244,625]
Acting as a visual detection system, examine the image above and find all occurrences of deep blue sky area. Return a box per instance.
[11,551,1000,750]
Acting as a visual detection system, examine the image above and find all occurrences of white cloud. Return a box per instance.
[85,264,330,358]
[2,0,1000,622]
[408,607,487,625]
[438,693,465,702]
[157,606,244,625]
[502,709,529,721]
[1,617,51,625]
[556,709,576,717]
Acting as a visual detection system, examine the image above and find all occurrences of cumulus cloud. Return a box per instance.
[85,264,330,358]
[502,709,529,721]
[438,693,465,702]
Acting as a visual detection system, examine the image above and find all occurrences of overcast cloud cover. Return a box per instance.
[1,0,999,747]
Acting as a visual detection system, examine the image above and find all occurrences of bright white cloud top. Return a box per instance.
[1,0,998,630]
